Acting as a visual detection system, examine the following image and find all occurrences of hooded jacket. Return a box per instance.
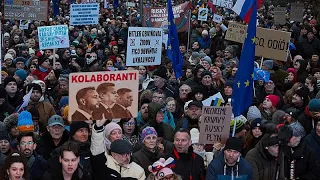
[206,151,253,180]
[282,141,320,180]
[245,136,285,180]
[141,102,174,142]
[298,107,318,134]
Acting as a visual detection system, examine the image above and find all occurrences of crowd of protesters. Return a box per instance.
[0,0,320,179]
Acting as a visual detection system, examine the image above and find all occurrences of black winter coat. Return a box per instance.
[0,100,15,122]
[282,141,320,180]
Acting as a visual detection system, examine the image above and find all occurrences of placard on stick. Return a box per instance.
[273,7,286,25]
[290,3,304,22]
[199,106,232,144]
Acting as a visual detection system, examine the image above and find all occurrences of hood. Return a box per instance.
[304,106,312,118]
[148,102,163,123]
[3,113,19,132]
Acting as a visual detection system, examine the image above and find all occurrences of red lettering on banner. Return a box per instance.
[72,76,77,83]
[78,75,84,82]
[110,74,115,81]
[97,74,102,81]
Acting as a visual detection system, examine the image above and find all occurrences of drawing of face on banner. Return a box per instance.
[68,71,139,122]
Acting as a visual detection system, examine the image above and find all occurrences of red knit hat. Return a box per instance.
[266,95,280,107]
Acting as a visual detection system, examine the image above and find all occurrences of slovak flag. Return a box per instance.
[207,0,217,13]
[232,0,263,23]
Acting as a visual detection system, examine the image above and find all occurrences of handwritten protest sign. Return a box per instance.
[225,22,291,61]
[142,2,191,32]
[199,106,232,144]
[273,7,286,25]
[126,27,162,66]
[38,25,70,50]
[198,8,208,21]
[69,71,139,122]
[290,3,304,22]
[4,0,49,21]
[70,3,99,25]
[213,0,233,9]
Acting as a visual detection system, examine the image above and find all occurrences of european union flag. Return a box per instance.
[231,0,257,117]
[254,68,270,82]
[113,0,119,9]
[167,0,184,79]
[52,0,60,17]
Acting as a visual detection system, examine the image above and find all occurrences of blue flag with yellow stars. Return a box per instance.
[167,0,184,79]
[231,0,257,117]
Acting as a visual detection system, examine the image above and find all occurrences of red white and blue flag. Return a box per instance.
[232,0,263,23]
[207,0,217,13]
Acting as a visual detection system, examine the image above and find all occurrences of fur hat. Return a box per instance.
[3,113,19,132]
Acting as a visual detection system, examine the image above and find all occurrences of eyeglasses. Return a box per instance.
[20,141,34,146]
[124,122,135,126]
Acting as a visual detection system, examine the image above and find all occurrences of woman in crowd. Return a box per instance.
[259,95,280,121]
[120,118,140,147]
[165,97,183,124]
[209,66,225,92]
[243,118,264,155]
[139,66,154,90]
[0,153,29,180]
[103,122,123,151]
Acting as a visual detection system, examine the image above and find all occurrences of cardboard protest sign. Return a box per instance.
[225,22,291,61]
[142,2,191,32]
[68,71,139,122]
[198,8,208,21]
[38,25,70,50]
[213,14,223,23]
[4,0,48,21]
[225,22,247,43]
[213,0,234,9]
[126,2,135,7]
[126,27,162,66]
[199,106,232,144]
[273,7,286,25]
[70,3,99,25]
[290,3,304,22]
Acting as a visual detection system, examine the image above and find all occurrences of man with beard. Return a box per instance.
[137,99,150,127]
[17,132,48,180]
[72,87,101,121]
[26,83,55,129]
[207,137,253,180]
[176,101,203,131]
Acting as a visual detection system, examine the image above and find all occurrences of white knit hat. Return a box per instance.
[247,106,262,122]
[4,53,13,61]
[190,128,200,144]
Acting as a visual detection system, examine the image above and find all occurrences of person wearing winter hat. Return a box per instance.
[4,77,23,108]
[4,53,14,68]
[25,83,55,128]
[7,49,16,58]
[230,119,246,138]
[59,96,69,115]
[32,79,54,104]
[147,66,177,98]
[17,111,34,133]
[286,68,297,84]
[3,113,19,142]
[69,121,89,143]
[70,57,85,72]
[260,94,280,121]
[207,137,253,179]
[223,46,238,64]
[298,98,320,134]
[32,55,51,81]
[246,133,286,180]
[13,69,27,86]
[14,57,26,70]
[201,56,212,70]
[198,30,210,49]
[244,118,264,155]
[190,128,213,169]
[291,87,310,111]
[283,122,320,179]
[101,122,122,151]
[147,157,181,180]
[133,126,162,176]
[262,59,274,70]
[247,106,262,122]
[189,52,201,65]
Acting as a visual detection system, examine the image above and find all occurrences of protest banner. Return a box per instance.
[38,25,70,50]
[126,27,162,66]
[225,22,291,61]
[70,3,99,25]
[198,8,208,21]
[213,14,223,23]
[4,0,48,21]
[199,106,232,144]
[142,2,191,32]
[19,20,30,30]
[68,71,139,122]
[290,3,304,22]
[213,0,233,9]
[273,7,286,25]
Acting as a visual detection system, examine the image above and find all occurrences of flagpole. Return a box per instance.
[187,10,191,53]
[139,0,143,23]
[232,118,237,137]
